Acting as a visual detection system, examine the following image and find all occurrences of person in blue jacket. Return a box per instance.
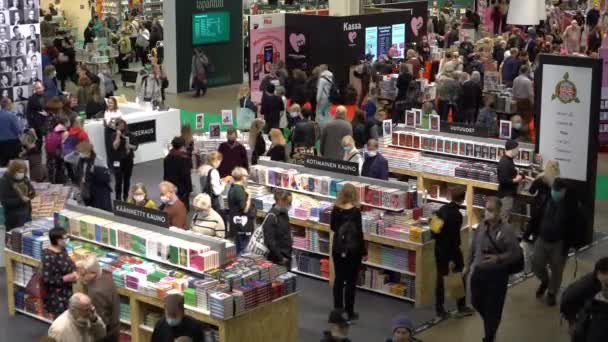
[361,138,389,180]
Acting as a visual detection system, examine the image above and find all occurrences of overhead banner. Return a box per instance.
[0,0,41,122]
[249,13,285,103]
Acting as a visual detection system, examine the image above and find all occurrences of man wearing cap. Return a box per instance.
[151,293,204,342]
[386,315,414,342]
[321,309,352,342]
[497,139,523,221]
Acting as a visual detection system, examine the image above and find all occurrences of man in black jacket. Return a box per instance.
[432,187,474,319]
[497,139,522,221]
[561,257,608,341]
[291,108,318,151]
[263,190,293,267]
[532,178,573,306]
[163,137,192,210]
[151,294,204,342]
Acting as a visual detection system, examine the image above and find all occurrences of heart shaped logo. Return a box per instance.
[289,33,306,53]
[348,31,357,43]
[411,17,424,37]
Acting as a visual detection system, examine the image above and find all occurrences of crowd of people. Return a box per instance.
[1,2,608,342]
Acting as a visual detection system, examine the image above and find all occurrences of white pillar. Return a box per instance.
[163,0,178,94]
[329,0,360,16]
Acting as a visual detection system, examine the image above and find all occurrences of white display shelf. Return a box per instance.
[15,308,53,324]
[291,268,328,281]
[356,286,415,302]
[362,261,415,276]
[13,281,26,287]
[139,324,154,333]
[254,182,406,212]
[120,319,131,325]
[292,246,329,257]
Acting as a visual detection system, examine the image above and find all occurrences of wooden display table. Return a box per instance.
[4,249,299,342]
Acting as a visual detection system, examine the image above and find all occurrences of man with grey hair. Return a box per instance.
[320,105,353,160]
[151,293,204,342]
[77,255,120,342]
[361,138,389,180]
[48,292,106,342]
[189,193,226,237]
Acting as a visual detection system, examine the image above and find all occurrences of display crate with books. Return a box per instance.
[4,206,299,342]
[250,160,469,306]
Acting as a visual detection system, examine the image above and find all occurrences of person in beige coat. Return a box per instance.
[48,293,106,342]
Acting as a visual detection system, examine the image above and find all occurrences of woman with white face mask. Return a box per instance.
[127,182,156,209]
[0,159,36,230]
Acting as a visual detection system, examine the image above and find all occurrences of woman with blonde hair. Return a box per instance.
[249,118,266,165]
[266,128,287,162]
[227,167,254,253]
[190,193,226,238]
[341,135,362,175]
[127,183,156,208]
[238,83,258,114]
[522,160,560,269]
[330,183,365,322]
[198,151,229,213]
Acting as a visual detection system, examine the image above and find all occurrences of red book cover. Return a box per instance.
[451,141,459,155]
[437,139,444,152]
[429,138,436,151]
[392,132,399,145]
[405,134,413,147]
[413,136,421,149]
[398,133,406,146]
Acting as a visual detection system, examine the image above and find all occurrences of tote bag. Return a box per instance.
[237,97,256,130]
[245,213,275,257]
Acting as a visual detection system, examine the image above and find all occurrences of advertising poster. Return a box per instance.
[249,13,285,103]
[599,45,608,146]
[365,26,377,59]
[0,0,41,121]
[539,64,592,182]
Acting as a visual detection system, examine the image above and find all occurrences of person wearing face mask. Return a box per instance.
[266,128,287,162]
[151,293,204,342]
[158,181,187,229]
[42,227,78,318]
[497,139,523,222]
[361,138,389,181]
[531,178,575,306]
[260,83,284,132]
[198,151,230,213]
[217,128,249,178]
[110,119,138,201]
[127,183,156,208]
[510,114,531,143]
[0,159,36,230]
[467,197,520,342]
[64,141,113,211]
[561,257,608,342]
[189,193,226,238]
[287,103,303,129]
[48,293,106,342]
[262,190,293,267]
[163,137,193,210]
[341,136,362,175]
[76,255,120,342]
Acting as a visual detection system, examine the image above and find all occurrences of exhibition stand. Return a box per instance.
[85,102,181,164]
[5,203,300,342]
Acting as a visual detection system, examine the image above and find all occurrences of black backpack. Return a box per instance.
[323,76,342,104]
[333,220,363,258]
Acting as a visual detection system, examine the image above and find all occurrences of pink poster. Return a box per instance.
[249,13,286,103]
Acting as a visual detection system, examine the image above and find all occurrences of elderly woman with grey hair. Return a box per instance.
[77,255,120,342]
[189,193,226,238]
[460,71,483,124]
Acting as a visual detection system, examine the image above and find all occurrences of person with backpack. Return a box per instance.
[561,257,608,342]
[45,117,68,184]
[198,151,229,214]
[262,189,293,267]
[316,65,334,125]
[341,136,362,175]
[331,183,365,323]
[468,197,521,342]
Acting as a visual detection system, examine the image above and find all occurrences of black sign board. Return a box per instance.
[440,121,491,138]
[303,156,359,176]
[128,120,157,145]
[113,201,169,228]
